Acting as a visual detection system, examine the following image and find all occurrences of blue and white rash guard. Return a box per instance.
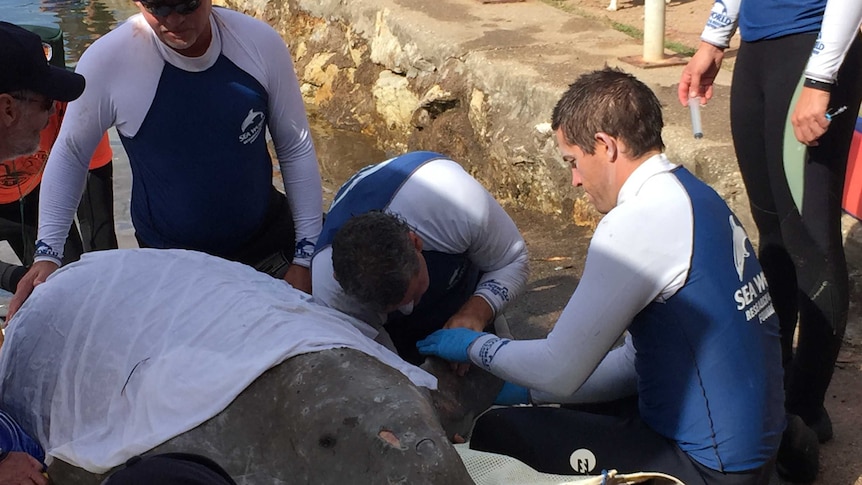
[35,7,322,265]
[701,0,862,82]
[311,152,529,341]
[468,155,785,472]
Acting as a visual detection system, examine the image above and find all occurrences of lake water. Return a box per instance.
[1,0,140,66]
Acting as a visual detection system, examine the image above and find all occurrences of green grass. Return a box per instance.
[539,0,697,57]
[610,21,642,39]
[610,22,697,56]
[666,41,697,57]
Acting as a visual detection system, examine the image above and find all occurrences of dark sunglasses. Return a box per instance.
[11,94,54,112]
[140,0,201,16]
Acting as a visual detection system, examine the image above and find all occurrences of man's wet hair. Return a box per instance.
[551,67,664,158]
[332,211,420,312]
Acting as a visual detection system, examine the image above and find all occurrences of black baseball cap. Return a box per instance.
[0,21,85,101]
[101,453,237,485]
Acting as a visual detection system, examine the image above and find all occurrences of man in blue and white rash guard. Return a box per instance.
[7,0,323,320]
[417,69,785,485]
[680,1,862,480]
[311,152,529,365]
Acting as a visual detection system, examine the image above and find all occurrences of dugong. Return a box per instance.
[0,250,500,484]
[48,349,491,484]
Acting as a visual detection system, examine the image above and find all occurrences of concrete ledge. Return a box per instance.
[226,0,752,228]
[225,0,862,283]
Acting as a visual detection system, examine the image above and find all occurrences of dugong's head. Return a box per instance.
[49,349,478,485]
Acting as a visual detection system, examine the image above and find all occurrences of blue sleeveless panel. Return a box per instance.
[739,0,825,41]
[628,167,785,471]
[120,55,272,256]
[316,151,446,249]
[318,151,476,324]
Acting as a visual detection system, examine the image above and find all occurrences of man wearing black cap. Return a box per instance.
[0,20,87,325]
[0,20,86,485]
[0,21,84,161]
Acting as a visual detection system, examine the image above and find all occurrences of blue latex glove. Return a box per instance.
[416,328,487,363]
[494,382,531,405]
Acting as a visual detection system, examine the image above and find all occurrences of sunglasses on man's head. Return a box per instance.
[140,0,201,17]
[11,94,53,112]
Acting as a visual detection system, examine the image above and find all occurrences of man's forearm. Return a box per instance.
[446,295,495,332]
[804,0,862,83]
[36,148,90,263]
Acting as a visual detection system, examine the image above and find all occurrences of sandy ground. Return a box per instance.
[549,0,740,57]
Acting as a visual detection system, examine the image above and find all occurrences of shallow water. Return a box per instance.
[1,0,139,66]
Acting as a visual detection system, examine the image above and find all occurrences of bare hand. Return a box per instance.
[678,41,726,106]
[791,87,831,146]
[283,264,312,294]
[0,452,48,485]
[443,296,495,376]
[6,261,58,324]
[443,314,478,377]
[443,296,494,333]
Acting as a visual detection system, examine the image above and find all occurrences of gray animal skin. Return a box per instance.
[48,349,501,484]
[420,356,503,442]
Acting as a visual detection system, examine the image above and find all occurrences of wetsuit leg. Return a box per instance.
[731,33,862,433]
[77,162,119,252]
[227,187,297,278]
[785,36,862,426]
[469,403,772,485]
[62,223,85,265]
[730,36,811,370]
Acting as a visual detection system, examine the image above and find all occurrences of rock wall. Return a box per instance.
[226,0,592,223]
[223,0,769,235]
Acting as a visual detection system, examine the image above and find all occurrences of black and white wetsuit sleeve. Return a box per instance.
[700,0,740,49]
[804,0,862,83]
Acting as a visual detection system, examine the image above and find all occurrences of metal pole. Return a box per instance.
[643,0,666,62]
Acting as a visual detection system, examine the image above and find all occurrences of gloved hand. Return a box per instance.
[416,328,487,363]
[494,382,531,406]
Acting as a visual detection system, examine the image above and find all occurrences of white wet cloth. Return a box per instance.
[0,249,436,473]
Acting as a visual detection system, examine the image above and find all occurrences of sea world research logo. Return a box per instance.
[707,0,732,30]
[239,109,265,145]
[730,215,749,282]
[812,32,825,56]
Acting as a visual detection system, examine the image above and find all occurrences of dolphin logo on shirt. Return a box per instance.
[239,109,265,145]
[730,215,750,282]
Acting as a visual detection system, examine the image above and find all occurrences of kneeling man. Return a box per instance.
[312,152,529,364]
[417,69,785,484]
